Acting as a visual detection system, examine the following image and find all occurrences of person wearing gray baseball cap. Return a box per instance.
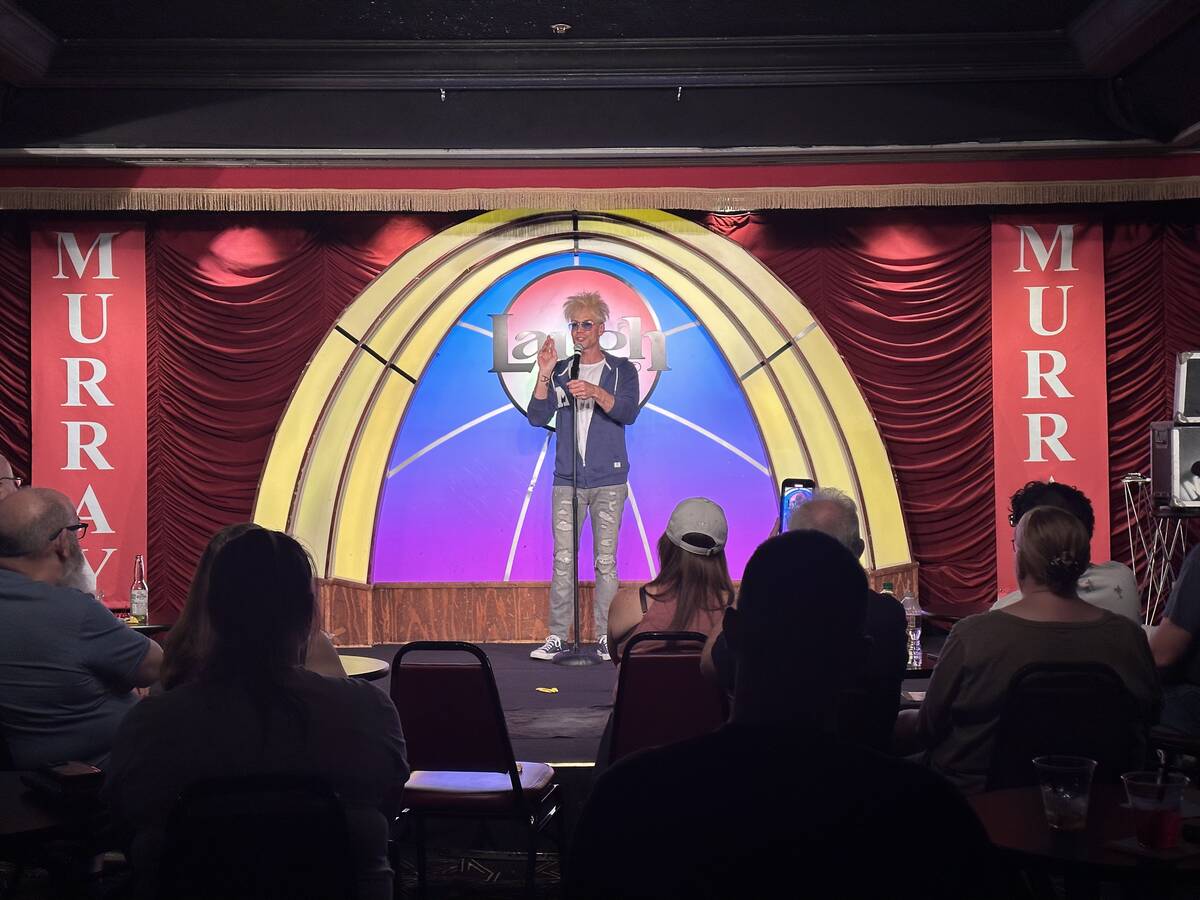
[606,497,734,665]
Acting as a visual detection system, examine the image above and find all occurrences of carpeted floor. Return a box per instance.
[393,849,561,899]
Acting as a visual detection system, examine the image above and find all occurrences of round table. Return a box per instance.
[339,654,391,681]
[970,785,1200,887]
[129,623,170,637]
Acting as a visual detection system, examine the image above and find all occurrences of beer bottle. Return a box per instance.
[129,554,149,626]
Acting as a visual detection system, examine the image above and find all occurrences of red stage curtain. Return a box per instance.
[1102,220,1166,577]
[700,210,995,615]
[0,218,30,475]
[146,214,463,618]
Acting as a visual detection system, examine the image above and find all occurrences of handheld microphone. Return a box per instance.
[569,345,581,381]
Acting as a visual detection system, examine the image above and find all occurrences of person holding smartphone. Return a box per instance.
[526,291,641,662]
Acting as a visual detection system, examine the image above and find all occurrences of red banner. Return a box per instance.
[30,224,147,613]
[991,219,1109,596]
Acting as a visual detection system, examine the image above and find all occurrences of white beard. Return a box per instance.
[60,548,97,595]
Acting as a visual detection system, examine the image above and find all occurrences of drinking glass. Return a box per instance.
[1033,755,1096,831]
[1122,771,1189,850]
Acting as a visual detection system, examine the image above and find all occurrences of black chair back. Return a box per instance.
[390,642,523,792]
[986,662,1147,791]
[609,631,729,765]
[159,774,354,900]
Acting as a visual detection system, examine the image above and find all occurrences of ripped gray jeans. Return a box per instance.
[549,484,628,640]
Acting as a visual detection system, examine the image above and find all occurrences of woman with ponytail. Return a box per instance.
[905,505,1159,793]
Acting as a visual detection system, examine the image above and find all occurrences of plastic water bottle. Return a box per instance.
[129,554,149,626]
[902,591,922,666]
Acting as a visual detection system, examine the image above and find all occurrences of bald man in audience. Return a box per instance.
[0,488,161,768]
[789,489,908,745]
[702,488,906,750]
[0,452,20,501]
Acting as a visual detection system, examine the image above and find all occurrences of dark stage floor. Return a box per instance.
[345,643,619,764]
[343,632,948,766]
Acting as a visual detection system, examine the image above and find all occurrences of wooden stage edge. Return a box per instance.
[318,564,918,647]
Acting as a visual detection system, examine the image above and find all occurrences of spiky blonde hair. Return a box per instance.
[562,291,610,324]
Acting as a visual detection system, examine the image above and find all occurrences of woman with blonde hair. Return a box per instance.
[160,523,344,690]
[906,505,1160,793]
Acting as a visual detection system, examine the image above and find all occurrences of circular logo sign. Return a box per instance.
[490,268,667,413]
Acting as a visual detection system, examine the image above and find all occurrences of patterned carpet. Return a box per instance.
[1,851,564,899]
[394,849,561,898]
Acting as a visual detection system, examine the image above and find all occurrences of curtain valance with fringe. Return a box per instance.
[2,157,1200,211]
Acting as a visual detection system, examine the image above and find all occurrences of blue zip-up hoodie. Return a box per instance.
[526,350,641,488]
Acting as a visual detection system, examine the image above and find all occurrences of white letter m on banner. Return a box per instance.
[53,232,119,280]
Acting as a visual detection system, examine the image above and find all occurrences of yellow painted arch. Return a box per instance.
[253,209,912,580]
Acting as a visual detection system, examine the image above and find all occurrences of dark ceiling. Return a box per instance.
[16,0,1098,41]
[1,0,1199,161]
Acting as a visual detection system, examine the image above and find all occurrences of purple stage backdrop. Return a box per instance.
[371,252,778,583]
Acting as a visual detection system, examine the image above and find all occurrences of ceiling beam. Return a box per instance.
[1070,0,1200,75]
[42,32,1088,91]
[0,0,56,84]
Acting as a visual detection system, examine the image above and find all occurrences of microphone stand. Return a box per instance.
[555,347,600,667]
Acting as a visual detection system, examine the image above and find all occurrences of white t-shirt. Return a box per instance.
[575,360,605,465]
[993,560,1141,622]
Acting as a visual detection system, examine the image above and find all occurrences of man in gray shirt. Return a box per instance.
[0,487,161,768]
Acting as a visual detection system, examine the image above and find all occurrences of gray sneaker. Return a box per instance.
[530,634,564,660]
[597,634,610,661]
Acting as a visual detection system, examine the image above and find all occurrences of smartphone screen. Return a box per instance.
[780,478,816,531]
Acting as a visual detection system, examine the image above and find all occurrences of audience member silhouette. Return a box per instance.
[701,488,905,751]
[159,522,344,690]
[569,530,991,900]
[903,505,1159,793]
[1150,543,1200,734]
[992,480,1138,621]
[106,528,409,900]
[607,497,734,663]
[0,487,160,768]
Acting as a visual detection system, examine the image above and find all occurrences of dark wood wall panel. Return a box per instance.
[868,563,919,600]
[319,565,917,646]
[320,578,374,646]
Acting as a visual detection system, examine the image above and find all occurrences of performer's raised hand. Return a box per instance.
[537,336,558,376]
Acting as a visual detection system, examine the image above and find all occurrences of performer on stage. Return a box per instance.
[527,292,640,661]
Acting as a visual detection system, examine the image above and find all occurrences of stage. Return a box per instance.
[342,628,948,766]
[346,642,618,765]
